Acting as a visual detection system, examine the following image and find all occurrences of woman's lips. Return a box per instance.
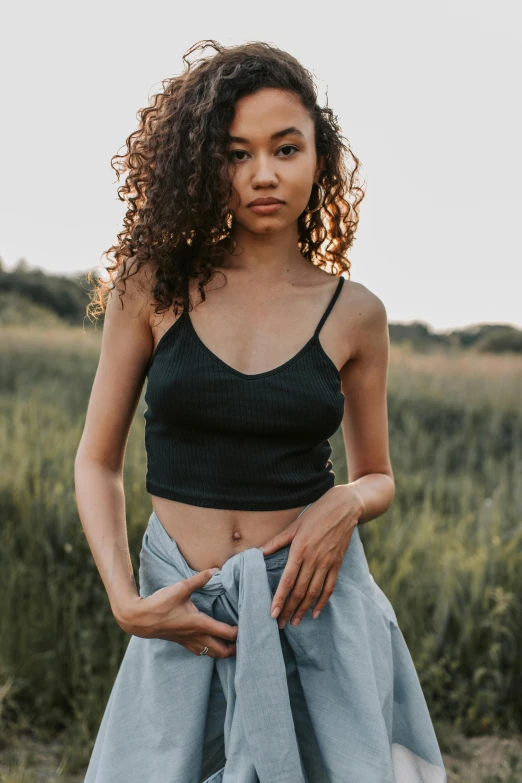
[248,203,284,214]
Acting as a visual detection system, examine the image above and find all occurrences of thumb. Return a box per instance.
[180,566,220,595]
[258,528,293,555]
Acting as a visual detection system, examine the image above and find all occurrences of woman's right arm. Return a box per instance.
[74,265,238,658]
[74,264,156,623]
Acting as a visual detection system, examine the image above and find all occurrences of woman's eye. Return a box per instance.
[229,150,249,161]
[277,145,298,156]
[228,145,298,162]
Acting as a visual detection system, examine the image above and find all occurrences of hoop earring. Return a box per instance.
[305,182,325,213]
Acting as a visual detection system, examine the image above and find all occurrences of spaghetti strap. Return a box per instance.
[314,276,344,338]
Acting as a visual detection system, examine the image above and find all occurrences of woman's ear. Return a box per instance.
[315,154,325,182]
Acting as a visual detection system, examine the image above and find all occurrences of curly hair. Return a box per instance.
[86,39,366,322]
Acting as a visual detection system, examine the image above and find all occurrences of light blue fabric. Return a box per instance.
[84,502,447,782]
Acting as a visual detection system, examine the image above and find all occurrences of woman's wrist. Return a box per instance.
[110,590,142,625]
[326,483,366,527]
[336,473,395,526]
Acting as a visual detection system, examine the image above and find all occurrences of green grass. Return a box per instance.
[0,326,521,778]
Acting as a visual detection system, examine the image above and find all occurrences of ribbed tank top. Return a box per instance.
[143,275,345,511]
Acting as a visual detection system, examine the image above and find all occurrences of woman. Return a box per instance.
[76,39,447,782]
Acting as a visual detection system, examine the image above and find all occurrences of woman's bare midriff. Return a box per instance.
[151,495,308,571]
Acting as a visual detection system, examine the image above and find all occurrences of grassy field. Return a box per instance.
[0,325,521,781]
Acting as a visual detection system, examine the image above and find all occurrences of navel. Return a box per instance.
[231,529,242,543]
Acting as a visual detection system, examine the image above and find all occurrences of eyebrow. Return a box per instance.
[228,126,306,144]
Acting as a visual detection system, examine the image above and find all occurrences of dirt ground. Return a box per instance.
[1,731,522,782]
[443,732,522,782]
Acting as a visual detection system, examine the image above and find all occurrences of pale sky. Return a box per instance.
[0,0,520,331]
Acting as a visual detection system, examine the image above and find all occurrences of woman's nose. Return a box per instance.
[251,154,278,187]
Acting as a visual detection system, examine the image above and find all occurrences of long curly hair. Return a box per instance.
[86,39,366,322]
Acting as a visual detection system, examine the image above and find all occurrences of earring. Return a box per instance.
[305,182,325,213]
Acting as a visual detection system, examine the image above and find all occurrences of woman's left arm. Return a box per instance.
[334,284,395,525]
[259,285,395,627]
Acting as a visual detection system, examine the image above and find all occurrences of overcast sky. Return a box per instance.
[0,0,520,331]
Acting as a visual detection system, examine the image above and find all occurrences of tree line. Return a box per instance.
[1,257,521,353]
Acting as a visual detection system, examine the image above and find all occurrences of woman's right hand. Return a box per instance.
[116,568,238,659]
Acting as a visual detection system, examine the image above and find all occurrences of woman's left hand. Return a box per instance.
[257,485,365,628]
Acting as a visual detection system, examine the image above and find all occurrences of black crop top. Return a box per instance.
[143,275,345,511]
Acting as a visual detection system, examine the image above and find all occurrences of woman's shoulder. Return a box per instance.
[111,258,161,327]
[342,278,386,319]
[312,266,382,308]
[330,275,389,360]
[344,283,389,370]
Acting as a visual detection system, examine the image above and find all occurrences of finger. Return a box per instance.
[188,634,237,659]
[260,521,299,555]
[270,557,303,618]
[309,567,339,619]
[287,567,330,627]
[259,532,286,556]
[179,568,220,597]
[196,613,239,643]
[276,566,316,627]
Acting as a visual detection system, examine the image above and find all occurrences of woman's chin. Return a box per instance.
[235,215,296,235]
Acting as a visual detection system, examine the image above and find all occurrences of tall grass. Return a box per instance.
[0,327,521,776]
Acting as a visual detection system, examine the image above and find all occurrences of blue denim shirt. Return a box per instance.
[84,503,447,782]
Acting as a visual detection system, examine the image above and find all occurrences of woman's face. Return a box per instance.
[226,87,324,234]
